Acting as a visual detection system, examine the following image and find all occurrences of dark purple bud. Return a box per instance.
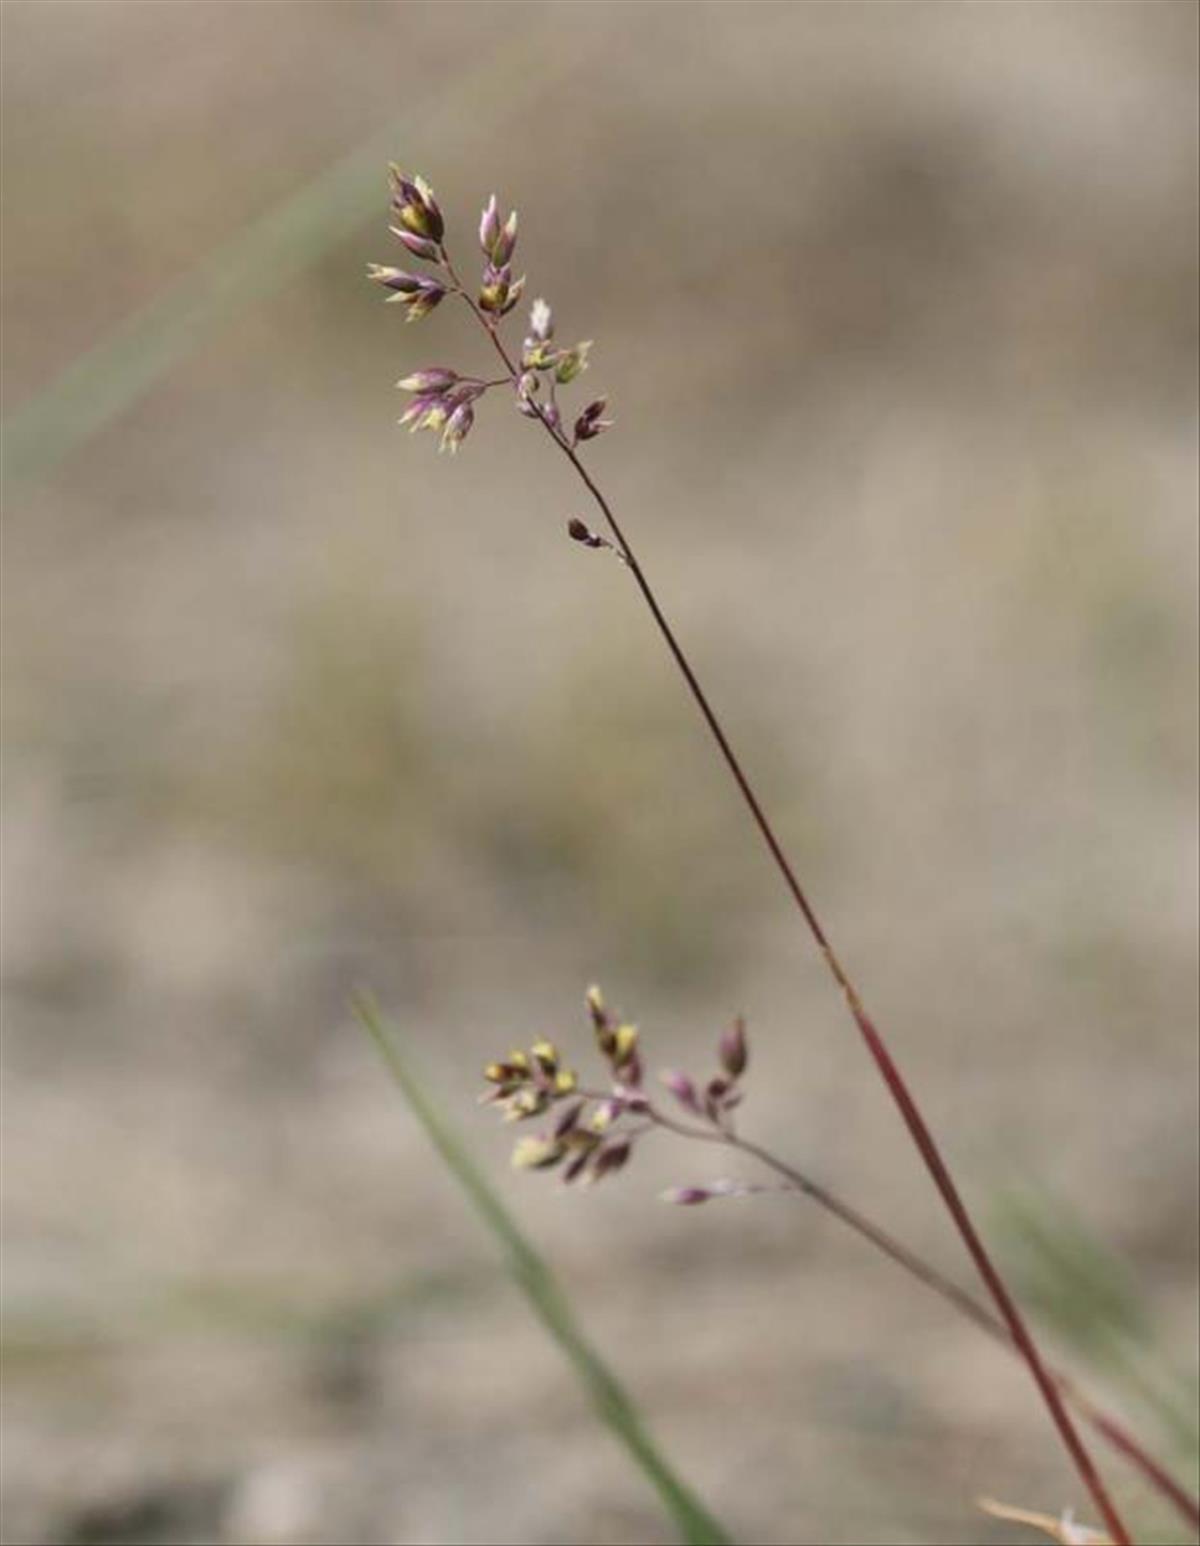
[567,517,605,548]
[591,1138,631,1181]
[562,1148,593,1184]
[704,1076,730,1121]
[660,1069,703,1116]
[574,397,614,443]
[388,167,419,205]
[553,1099,586,1139]
[719,1018,748,1079]
[614,1087,650,1112]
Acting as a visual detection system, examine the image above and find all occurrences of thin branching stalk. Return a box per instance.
[492,1010,1196,1541]
[372,174,1148,1541]
[640,1096,1198,1532]
[432,248,1135,1546]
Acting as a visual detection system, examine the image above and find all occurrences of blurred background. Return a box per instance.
[2,3,1197,1543]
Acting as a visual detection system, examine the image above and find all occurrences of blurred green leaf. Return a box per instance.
[998,1187,1200,1461]
[355,994,732,1546]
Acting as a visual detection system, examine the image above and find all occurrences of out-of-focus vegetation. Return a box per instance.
[998,1188,1200,1543]
[2,3,1196,1543]
[356,999,730,1546]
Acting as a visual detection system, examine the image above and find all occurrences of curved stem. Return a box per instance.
[446,265,1136,1543]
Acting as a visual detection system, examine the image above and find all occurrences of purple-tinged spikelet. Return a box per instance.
[389,166,444,243]
[718,1017,748,1079]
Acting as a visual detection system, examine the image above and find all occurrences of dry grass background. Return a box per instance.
[2,3,1197,1543]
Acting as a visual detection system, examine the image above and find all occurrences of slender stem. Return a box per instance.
[599,1084,1196,1528]
[596,1076,1197,1528]
[722,1130,1198,1530]
[446,263,1134,1544]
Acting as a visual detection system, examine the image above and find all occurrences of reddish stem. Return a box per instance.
[446,262,1135,1545]
[592,1083,1198,1530]
[724,1132,1199,1534]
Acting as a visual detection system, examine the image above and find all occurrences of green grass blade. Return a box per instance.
[354,994,732,1546]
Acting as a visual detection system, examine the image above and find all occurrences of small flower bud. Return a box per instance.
[398,393,449,433]
[704,1076,730,1121]
[367,263,424,294]
[718,1017,748,1079]
[612,1024,639,1066]
[553,1099,586,1138]
[574,397,613,443]
[555,341,592,384]
[618,1049,643,1088]
[403,283,446,321]
[396,368,459,394]
[511,1135,564,1170]
[499,274,526,316]
[484,1060,527,1086]
[490,210,519,267]
[562,1145,596,1183]
[514,371,541,419]
[660,1069,703,1115]
[389,167,444,243]
[478,195,500,256]
[503,1086,548,1122]
[529,297,554,342]
[585,984,609,1029]
[661,1180,757,1205]
[567,517,606,549]
[371,267,446,321]
[478,262,512,314]
[530,1038,559,1075]
[522,340,557,372]
[439,399,474,453]
[391,227,442,262]
[590,1137,631,1181]
[589,1099,622,1134]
